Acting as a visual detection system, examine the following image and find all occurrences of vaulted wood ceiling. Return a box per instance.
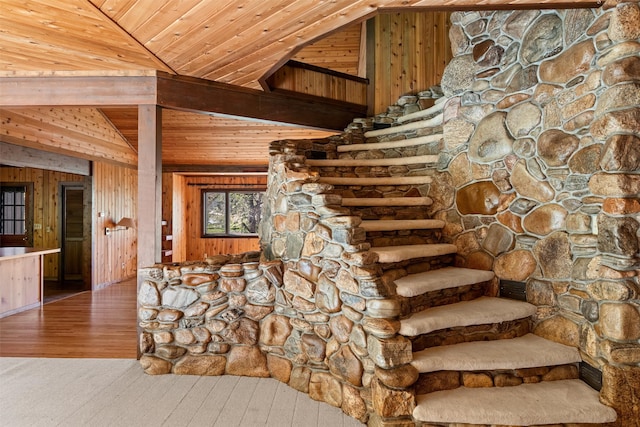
[0,0,597,169]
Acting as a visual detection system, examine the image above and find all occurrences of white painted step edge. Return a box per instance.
[395,266,495,297]
[318,176,433,186]
[306,154,438,167]
[411,333,581,373]
[414,380,617,425]
[364,112,444,138]
[360,219,445,232]
[399,296,537,336]
[337,133,442,152]
[370,243,457,263]
[341,196,433,207]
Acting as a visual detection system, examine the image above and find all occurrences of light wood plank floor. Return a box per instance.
[0,278,138,358]
[0,279,365,426]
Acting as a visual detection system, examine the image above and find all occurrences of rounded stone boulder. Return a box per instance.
[493,250,537,281]
[521,14,563,65]
[456,181,501,215]
[469,112,514,163]
[532,232,572,279]
[441,54,477,96]
[506,102,541,138]
[523,204,568,236]
[538,129,580,167]
[375,364,420,389]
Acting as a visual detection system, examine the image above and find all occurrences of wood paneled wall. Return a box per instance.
[92,161,138,287]
[370,11,452,115]
[266,62,368,106]
[0,166,85,280]
[164,174,267,262]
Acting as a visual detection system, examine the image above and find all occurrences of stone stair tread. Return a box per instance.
[399,296,536,336]
[370,243,457,263]
[361,219,445,232]
[364,112,443,137]
[306,154,438,167]
[411,333,581,373]
[395,266,494,297]
[337,133,442,152]
[341,196,433,207]
[318,176,432,186]
[397,97,446,123]
[414,379,618,425]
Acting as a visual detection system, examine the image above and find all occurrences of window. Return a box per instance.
[202,190,264,237]
[0,183,33,247]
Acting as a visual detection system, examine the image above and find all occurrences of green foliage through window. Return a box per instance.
[202,190,264,237]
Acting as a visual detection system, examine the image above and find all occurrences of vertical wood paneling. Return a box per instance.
[170,173,187,262]
[164,174,267,262]
[267,63,368,106]
[92,161,138,287]
[371,11,452,114]
[0,166,85,280]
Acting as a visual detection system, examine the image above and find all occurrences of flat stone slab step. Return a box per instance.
[395,266,495,298]
[306,154,438,167]
[364,112,443,138]
[397,97,446,123]
[414,379,617,425]
[412,333,581,373]
[318,175,432,186]
[337,133,443,152]
[361,219,445,232]
[370,243,457,264]
[341,196,433,207]
[399,296,536,337]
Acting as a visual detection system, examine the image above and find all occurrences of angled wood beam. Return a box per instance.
[156,72,365,131]
[0,141,91,176]
[0,71,365,131]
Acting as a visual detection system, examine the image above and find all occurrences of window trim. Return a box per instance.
[201,188,265,238]
[0,182,34,247]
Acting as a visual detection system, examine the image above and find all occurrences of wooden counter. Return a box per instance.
[0,247,60,318]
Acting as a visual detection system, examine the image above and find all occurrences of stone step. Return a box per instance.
[360,219,445,232]
[399,296,537,337]
[414,379,617,425]
[411,333,581,373]
[397,97,447,124]
[341,196,433,207]
[364,112,444,138]
[318,175,433,186]
[306,154,438,167]
[395,266,495,298]
[337,133,443,153]
[370,243,457,264]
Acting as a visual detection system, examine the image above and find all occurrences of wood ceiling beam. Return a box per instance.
[0,71,365,131]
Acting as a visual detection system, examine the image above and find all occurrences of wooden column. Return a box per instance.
[137,105,163,269]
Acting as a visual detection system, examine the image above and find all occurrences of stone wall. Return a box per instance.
[430,3,639,424]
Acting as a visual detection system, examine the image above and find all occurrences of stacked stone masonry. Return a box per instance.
[138,2,639,426]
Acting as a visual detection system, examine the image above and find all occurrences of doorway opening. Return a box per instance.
[44,183,91,303]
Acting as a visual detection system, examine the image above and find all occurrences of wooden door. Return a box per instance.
[0,183,34,247]
[62,186,83,281]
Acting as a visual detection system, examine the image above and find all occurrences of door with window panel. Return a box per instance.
[0,183,33,247]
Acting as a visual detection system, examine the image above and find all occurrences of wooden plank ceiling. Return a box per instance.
[0,0,597,168]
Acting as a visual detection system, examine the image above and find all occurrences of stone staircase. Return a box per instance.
[305,97,617,426]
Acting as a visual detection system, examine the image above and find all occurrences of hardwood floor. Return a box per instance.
[0,278,138,358]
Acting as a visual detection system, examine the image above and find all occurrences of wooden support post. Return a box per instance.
[137,105,163,269]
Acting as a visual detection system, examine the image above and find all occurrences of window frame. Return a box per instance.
[0,182,34,247]
[201,188,265,238]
